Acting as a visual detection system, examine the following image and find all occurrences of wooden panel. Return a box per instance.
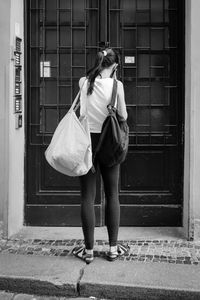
[25,205,102,226]
[120,205,182,226]
[27,147,101,205]
[121,149,166,190]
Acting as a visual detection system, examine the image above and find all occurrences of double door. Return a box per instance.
[25,0,185,226]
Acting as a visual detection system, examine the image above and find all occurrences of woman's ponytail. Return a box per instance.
[86,51,104,95]
[86,48,120,95]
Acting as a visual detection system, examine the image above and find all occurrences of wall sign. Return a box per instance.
[40,61,51,78]
[125,56,135,64]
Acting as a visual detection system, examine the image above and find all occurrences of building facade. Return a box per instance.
[0,0,200,240]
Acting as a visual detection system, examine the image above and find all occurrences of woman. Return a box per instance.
[72,48,128,264]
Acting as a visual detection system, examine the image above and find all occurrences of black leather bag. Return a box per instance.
[94,79,129,167]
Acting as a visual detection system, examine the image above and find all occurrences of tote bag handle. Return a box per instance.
[70,79,87,113]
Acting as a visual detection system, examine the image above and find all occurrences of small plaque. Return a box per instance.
[125,56,135,64]
[40,61,51,77]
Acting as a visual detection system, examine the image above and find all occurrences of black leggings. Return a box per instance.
[79,133,120,249]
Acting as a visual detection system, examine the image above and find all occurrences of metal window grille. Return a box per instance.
[27,0,184,147]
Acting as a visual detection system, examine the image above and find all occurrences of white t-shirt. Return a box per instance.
[80,78,127,133]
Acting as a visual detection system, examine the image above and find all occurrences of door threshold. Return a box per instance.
[11,226,187,241]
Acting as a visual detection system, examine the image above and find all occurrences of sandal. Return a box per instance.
[72,246,94,264]
[106,244,130,262]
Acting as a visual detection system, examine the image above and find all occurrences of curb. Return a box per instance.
[0,276,78,298]
[1,253,200,300]
[80,282,200,300]
[0,253,84,298]
[0,275,200,300]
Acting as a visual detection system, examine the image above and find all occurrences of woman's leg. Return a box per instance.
[99,164,120,246]
[79,169,96,250]
[79,133,100,250]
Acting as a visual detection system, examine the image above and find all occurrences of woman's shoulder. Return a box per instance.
[79,76,87,88]
[116,79,124,91]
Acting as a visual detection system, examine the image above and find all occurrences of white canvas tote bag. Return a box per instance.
[45,85,92,176]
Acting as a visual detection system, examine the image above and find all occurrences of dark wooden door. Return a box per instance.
[25,0,185,226]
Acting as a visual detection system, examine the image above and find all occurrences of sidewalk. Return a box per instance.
[0,233,200,299]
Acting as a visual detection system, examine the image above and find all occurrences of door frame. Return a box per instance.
[4,0,196,237]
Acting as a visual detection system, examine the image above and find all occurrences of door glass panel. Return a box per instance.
[86,0,99,8]
[138,55,150,78]
[60,11,71,24]
[72,54,85,66]
[151,54,169,78]
[72,67,85,77]
[137,107,150,127]
[124,67,136,79]
[59,0,71,9]
[59,82,71,104]
[45,29,57,49]
[151,82,166,105]
[151,108,169,132]
[165,0,177,10]
[59,54,71,77]
[60,27,71,47]
[30,11,40,46]
[151,28,164,50]
[137,0,150,10]
[40,81,56,104]
[110,0,120,9]
[136,11,150,23]
[110,11,121,47]
[137,27,150,49]
[44,109,57,132]
[151,0,163,22]
[45,0,57,23]
[124,29,136,49]
[72,0,85,23]
[137,86,150,105]
[86,10,99,46]
[122,0,136,24]
[72,29,85,48]
[124,82,136,104]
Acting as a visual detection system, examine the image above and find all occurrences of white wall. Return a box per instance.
[189,0,200,240]
[7,0,24,237]
[0,0,11,235]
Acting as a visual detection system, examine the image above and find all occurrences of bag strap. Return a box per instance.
[70,79,87,112]
[110,79,118,108]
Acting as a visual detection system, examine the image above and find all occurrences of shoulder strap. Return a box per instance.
[70,79,87,112]
[110,79,118,108]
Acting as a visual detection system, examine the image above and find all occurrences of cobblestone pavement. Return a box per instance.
[1,221,200,266]
[0,235,200,266]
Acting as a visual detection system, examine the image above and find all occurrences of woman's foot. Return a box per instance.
[106,244,129,262]
[72,246,94,264]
